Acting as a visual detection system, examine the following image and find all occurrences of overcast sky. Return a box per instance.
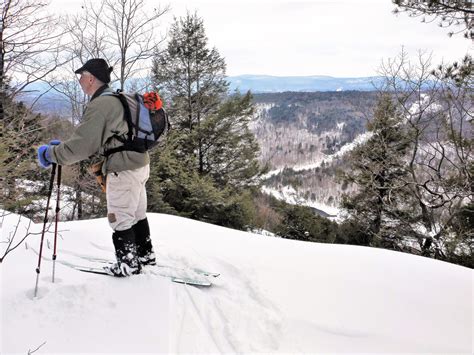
[50,0,472,77]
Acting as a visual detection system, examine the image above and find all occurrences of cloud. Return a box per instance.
[51,0,473,77]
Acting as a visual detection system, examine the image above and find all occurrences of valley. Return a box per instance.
[251,91,378,213]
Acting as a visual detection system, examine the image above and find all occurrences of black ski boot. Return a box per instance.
[133,218,156,266]
[105,228,141,277]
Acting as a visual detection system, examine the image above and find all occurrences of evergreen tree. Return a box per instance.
[275,203,338,243]
[341,94,413,249]
[392,0,473,39]
[196,92,260,187]
[149,12,262,229]
[445,200,473,268]
[1,95,45,215]
[152,12,228,174]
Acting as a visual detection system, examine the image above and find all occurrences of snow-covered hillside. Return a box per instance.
[260,132,373,216]
[261,185,339,218]
[1,211,472,354]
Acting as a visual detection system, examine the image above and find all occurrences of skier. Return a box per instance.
[36,58,156,277]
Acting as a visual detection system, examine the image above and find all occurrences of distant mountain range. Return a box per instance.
[20,75,383,100]
[17,74,383,114]
[227,75,384,93]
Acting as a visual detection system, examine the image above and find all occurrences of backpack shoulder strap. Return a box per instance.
[101,90,134,140]
[100,90,136,157]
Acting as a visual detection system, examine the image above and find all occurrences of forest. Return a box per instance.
[1,0,472,268]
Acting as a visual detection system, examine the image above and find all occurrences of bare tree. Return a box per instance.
[1,0,64,100]
[342,51,472,265]
[48,0,170,118]
[74,0,170,90]
[48,1,112,123]
[378,50,472,260]
[1,0,67,208]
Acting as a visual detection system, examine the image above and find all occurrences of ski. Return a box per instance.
[29,247,215,287]
[74,265,212,287]
[67,253,220,278]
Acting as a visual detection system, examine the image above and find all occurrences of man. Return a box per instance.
[37,58,156,276]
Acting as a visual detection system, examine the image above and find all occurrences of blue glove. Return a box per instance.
[38,140,61,168]
[37,139,61,168]
[37,145,53,168]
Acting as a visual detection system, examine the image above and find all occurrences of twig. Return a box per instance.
[28,341,47,354]
[0,217,60,263]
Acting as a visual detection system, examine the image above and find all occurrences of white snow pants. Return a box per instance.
[106,164,150,232]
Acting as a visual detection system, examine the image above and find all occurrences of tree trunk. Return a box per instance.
[198,111,203,174]
[76,187,83,219]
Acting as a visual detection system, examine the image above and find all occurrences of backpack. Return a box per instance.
[101,89,170,157]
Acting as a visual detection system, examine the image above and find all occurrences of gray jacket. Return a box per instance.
[49,86,149,174]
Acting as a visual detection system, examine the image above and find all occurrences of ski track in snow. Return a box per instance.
[30,237,284,353]
[168,254,283,353]
[212,258,282,352]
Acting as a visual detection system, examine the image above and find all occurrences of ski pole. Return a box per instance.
[34,163,57,298]
[52,165,62,283]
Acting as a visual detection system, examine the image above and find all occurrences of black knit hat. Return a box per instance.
[75,58,113,84]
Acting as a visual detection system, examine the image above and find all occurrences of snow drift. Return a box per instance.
[1,211,472,354]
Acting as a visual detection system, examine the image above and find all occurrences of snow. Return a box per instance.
[408,93,443,116]
[305,131,373,169]
[14,179,100,221]
[261,185,339,217]
[336,122,345,130]
[263,131,374,176]
[260,131,373,215]
[1,210,472,354]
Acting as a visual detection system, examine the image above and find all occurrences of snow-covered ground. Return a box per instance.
[1,210,472,354]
